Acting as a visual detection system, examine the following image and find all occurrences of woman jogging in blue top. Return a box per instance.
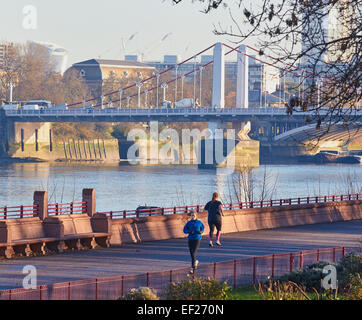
[183,210,204,273]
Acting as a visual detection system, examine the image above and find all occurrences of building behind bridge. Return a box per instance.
[65,59,156,100]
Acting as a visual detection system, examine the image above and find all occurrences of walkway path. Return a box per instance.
[0,219,360,290]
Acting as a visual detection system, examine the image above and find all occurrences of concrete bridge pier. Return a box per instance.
[198,120,259,170]
[231,121,259,169]
[0,109,8,156]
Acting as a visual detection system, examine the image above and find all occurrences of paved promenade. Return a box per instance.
[0,219,361,290]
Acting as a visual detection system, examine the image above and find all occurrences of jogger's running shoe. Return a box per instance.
[209,241,213,247]
[194,260,199,269]
[216,241,222,246]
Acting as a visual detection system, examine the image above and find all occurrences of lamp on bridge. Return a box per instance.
[161,82,168,107]
[199,66,204,107]
[181,73,185,100]
[136,81,143,109]
[100,95,105,109]
[144,89,149,108]
[154,72,160,108]
[119,89,123,109]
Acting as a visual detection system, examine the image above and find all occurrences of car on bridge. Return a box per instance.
[24,100,53,109]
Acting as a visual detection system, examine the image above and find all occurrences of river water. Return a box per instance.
[0,162,361,212]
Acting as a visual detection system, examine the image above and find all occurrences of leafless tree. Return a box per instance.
[227,165,279,203]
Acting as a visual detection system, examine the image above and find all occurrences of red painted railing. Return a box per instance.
[0,205,38,219]
[0,246,358,300]
[99,193,361,219]
[0,201,86,219]
[0,193,360,220]
[48,202,87,216]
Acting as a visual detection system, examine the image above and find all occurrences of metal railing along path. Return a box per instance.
[0,202,86,219]
[98,193,361,220]
[0,205,38,219]
[47,202,87,216]
[0,246,358,300]
[0,193,359,220]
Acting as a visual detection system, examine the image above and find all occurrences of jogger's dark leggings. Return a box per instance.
[208,219,222,239]
[188,239,201,268]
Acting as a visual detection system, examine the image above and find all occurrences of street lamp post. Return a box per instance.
[155,73,160,108]
[119,89,123,109]
[144,89,149,108]
[299,70,305,103]
[161,82,168,106]
[174,65,178,106]
[136,81,143,108]
[181,74,185,100]
[193,56,197,108]
[199,66,203,107]
[100,95,105,109]
[9,83,15,103]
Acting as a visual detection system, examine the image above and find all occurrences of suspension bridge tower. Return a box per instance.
[198,43,259,170]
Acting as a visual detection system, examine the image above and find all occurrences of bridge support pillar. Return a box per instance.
[211,42,225,109]
[208,120,227,138]
[231,121,259,169]
[0,109,8,156]
[236,44,248,109]
[198,121,259,170]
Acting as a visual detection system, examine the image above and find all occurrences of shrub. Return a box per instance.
[338,253,362,275]
[279,261,340,291]
[119,287,159,300]
[279,253,361,292]
[161,276,232,300]
[344,273,362,300]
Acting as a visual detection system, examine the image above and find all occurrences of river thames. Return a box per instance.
[0,162,361,212]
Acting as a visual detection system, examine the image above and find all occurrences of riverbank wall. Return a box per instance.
[109,200,362,245]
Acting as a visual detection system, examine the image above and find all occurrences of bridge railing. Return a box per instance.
[5,106,296,117]
[3,106,339,117]
[98,193,361,220]
[0,204,39,219]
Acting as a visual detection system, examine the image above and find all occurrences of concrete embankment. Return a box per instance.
[109,200,362,245]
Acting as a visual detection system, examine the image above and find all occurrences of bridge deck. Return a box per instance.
[3,107,310,123]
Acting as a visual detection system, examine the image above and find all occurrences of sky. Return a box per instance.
[0,0,256,68]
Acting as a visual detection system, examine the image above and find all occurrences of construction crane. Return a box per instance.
[121,32,138,56]
[138,32,173,61]
[97,32,138,59]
